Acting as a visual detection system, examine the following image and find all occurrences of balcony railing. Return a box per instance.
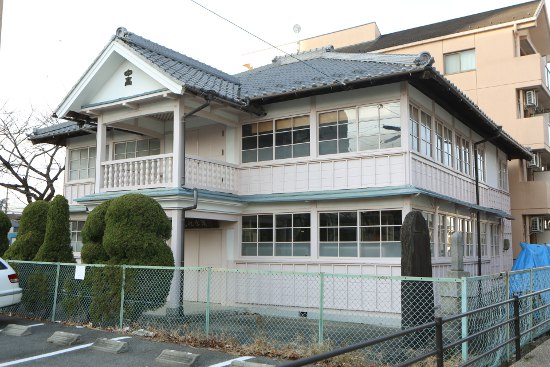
[100,154,237,193]
[102,154,173,190]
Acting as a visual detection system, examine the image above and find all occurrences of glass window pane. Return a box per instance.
[319,126,337,141]
[115,143,126,154]
[258,121,272,133]
[319,141,337,155]
[320,227,338,242]
[276,118,292,131]
[339,227,357,241]
[258,134,273,148]
[276,228,292,242]
[382,210,402,225]
[320,213,338,226]
[319,112,337,125]
[360,243,380,257]
[89,147,96,158]
[259,228,273,244]
[361,211,379,226]
[358,136,379,151]
[257,147,272,161]
[70,150,80,160]
[293,129,310,144]
[242,124,255,137]
[361,227,380,241]
[294,213,310,227]
[339,212,357,226]
[359,120,379,136]
[320,243,338,256]
[276,214,292,227]
[275,243,292,256]
[293,143,309,158]
[275,132,292,146]
[258,215,273,227]
[275,146,292,159]
[340,243,357,257]
[381,242,401,257]
[242,150,256,163]
[293,115,309,127]
[293,243,310,256]
[150,139,160,149]
[242,229,257,242]
[359,106,378,121]
[69,170,79,180]
[136,139,148,152]
[379,102,400,119]
[242,216,257,228]
[293,228,310,242]
[242,243,257,256]
[461,49,476,71]
[380,133,400,148]
[338,109,357,124]
[258,243,273,256]
[338,138,354,153]
[79,149,88,159]
[445,53,460,74]
[382,226,401,241]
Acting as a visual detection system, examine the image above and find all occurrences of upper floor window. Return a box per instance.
[319,210,402,258]
[455,135,471,175]
[318,101,401,155]
[69,147,96,181]
[444,49,476,74]
[70,221,85,252]
[498,160,508,190]
[476,146,486,182]
[241,213,311,256]
[409,105,432,157]
[242,115,310,163]
[114,138,160,160]
[435,121,453,167]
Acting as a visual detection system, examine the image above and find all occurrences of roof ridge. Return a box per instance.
[115,27,241,85]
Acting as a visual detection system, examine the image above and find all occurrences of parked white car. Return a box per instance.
[0,258,22,307]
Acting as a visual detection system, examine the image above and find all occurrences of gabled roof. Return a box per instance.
[34,28,531,160]
[339,0,542,53]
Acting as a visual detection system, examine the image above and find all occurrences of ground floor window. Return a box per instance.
[319,210,402,258]
[241,213,311,256]
[70,221,85,252]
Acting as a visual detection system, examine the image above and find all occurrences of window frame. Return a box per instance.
[68,146,96,181]
[444,49,476,74]
[409,104,432,157]
[70,221,85,252]
[113,137,160,161]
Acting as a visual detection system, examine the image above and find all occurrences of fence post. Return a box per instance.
[51,263,61,322]
[205,267,212,338]
[461,277,468,363]
[435,317,444,367]
[513,295,522,361]
[119,265,126,330]
[529,268,534,343]
[318,272,324,345]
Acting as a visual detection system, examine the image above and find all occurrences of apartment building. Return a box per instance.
[29,27,530,278]
[299,0,550,258]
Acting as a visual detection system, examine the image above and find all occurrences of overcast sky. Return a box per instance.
[0,0,534,114]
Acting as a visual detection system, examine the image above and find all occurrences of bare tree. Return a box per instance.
[0,107,65,203]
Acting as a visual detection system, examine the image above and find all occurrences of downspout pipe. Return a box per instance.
[474,127,502,276]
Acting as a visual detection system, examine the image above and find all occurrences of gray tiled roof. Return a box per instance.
[339,0,540,53]
[30,121,95,142]
[117,29,242,102]
[237,48,432,99]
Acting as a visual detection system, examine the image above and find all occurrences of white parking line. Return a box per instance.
[27,324,45,328]
[208,356,254,367]
[0,336,131,366]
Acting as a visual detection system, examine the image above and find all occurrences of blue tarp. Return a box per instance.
[512,242,550,271]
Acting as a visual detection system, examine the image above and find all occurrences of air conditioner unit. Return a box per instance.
[528,152,541,169]
[525,90,538,107]
[531,216,543,233]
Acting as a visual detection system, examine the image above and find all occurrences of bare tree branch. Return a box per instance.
[0,107,65,204]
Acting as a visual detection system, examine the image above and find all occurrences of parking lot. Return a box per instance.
[0,315,275,367]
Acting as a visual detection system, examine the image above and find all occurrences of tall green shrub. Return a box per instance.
[3,201,49,260]
[80,200,111,264]
[35,195,75,262]
[0,211,11,256]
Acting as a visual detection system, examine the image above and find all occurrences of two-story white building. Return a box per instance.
[30,27,531,276]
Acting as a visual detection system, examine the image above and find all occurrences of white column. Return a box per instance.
[168,209,183,311]
[173,98,185,188]
[95,115,106,193]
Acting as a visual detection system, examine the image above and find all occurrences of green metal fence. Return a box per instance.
[2,261,550,366]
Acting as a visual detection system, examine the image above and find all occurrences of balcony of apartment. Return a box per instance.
[512,169,550,214]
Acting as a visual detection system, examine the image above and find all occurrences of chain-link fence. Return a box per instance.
[2,261,550,366]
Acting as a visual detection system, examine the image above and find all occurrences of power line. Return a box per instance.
[189,0,345,86]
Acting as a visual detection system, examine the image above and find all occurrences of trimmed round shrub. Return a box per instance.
[3,201,49,260]
[80,200,111,264]
[0,211,11,256]
[103,193,172,266]
[34,195,75,263]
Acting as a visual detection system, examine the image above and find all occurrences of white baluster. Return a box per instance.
[146,159,151,185]
[167,157,173,184]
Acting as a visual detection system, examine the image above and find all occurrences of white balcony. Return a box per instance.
[100,154,237,193]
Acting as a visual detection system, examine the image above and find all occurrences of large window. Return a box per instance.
[242,115,310,163]
[69,147,96,181]
[435,121,453,167]
[409,105,432,157]
[114,138,160,160]
[498,160,508,190]
[319,210,401,258]
[444,49,476,74]
[241,213,311,256]
[318,102,401,155]
[70,221,85,252]
[455,135,471,175]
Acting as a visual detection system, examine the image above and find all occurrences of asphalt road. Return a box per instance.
[0,314,277,367]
